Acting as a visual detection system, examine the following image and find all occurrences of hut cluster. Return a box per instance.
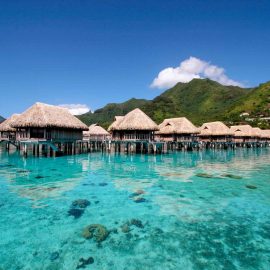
[0,103,89,156]
[1,103,270,156]
[106,109,270,153]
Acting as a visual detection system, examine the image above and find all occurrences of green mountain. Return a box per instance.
[141,79,248,125]
[78,79,270,129]
[78,98,150,127]
[0,115,5,123]
[225,81,270,128]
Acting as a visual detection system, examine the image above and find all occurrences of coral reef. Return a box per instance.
[196,173,213,178]
[99,183,108,186]
[246,185,257,189]
[76,257,94,269]
[50,251,59,261]
[129,190,145,198]
[82,224,109,242]
[222,174,243,179]
[121,218,144,233]
[35,175,45,179]
[71,199,90,209]
[133,197,147,203]
[130,219,144,228]
[121,224,131,233]
[68,208,84,219]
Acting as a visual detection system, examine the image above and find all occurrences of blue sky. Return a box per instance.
[0,0,270,117]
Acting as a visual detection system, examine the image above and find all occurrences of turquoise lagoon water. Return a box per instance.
[0,149,270,270]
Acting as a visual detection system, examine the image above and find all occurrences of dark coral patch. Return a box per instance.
[222,174,243,179]
[133,197,147,203]
[246,185,257,189]
[99,182,108,187]
[35,175,45,179]
[50,251,59,261]
[130,219,144,228]
[196,173,213,178]
[17,169,31,173]
[72,199,90,209]
[129,190,145,198]
[76,257,94,269]
[68,208,84,219]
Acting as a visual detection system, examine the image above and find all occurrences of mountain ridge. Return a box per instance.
[0,115,5,123]
[77,79,270,129]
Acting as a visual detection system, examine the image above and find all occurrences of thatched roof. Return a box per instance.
[230,125,257,137]
[108,116,124,132]
[108,109,158,131]
[252,127,262,137]
[0,114,20,132]
[84,124,109,136]
[156,117,199,135]
[261,129,270,139]
[11,102,88,130]
[199,121,233,136]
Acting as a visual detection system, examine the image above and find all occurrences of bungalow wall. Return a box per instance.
[0,131,16,141]
[112,130,155,141]
[261,137,270,143]
[199,135,232,143]
[16,128,83,141]
[232,137,258,143]
[83,134,110,141]
[156,134,198,142]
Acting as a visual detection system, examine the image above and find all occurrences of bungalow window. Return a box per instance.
[30,128,44,139]
[1,132,8,138]
[19,129,27,138]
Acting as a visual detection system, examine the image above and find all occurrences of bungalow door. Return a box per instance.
[46,129,52,140]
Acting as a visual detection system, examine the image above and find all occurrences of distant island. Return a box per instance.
[0,115,5,124]
[78,78,270,129]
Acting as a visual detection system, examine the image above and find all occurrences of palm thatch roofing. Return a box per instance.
[108,116,124,132]
[260,129,270,139]
[199,121,233,136]
[11,102,88,130]
[252,127,262,137]
[84,124,110,136]
[230,125,257,137]
[156,117,199,135]
[108,109,158,131]
[0,114,20,132]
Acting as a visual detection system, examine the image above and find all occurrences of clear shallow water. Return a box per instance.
[0,149,270,270]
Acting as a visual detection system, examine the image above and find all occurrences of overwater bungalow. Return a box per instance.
[83,124,110,141]
[108,108,158,141]
[155,117,199,142]
[0,114,20,141]
[230,125,259,143]
[260,130,270,143]
[199,121,233,142]
[252,127,262,142]
[11,102,88,141]
[8,102,89,156]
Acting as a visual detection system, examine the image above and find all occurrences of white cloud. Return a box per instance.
[58,104,90,115]
[151,56,243,89]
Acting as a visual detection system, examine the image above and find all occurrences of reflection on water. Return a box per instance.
[0,148,270,270]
